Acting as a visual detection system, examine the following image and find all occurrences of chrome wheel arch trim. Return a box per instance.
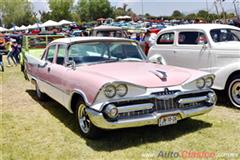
[68,89,92,113]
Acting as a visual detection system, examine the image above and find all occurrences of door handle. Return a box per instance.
[47,67,51,72]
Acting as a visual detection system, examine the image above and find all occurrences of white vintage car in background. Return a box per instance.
[148,24,240,108]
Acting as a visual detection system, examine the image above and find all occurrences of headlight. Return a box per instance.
[116,84,128,97]
[196,78,205,89]
[104,104,118,119]
[104,85,116,98]
[205,77,214,88]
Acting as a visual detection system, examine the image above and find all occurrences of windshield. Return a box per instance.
[68,41,145,65]
[210,29,240,42]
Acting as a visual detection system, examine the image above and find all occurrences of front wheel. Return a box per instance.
[227,75,240,108]
[75,99,102,139]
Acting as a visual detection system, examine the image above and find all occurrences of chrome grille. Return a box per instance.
[154,98,176,111]
[115,91,210,120]
[118,108,153,119]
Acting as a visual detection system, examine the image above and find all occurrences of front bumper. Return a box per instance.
[86,89,216,129]
[86,106,213,129]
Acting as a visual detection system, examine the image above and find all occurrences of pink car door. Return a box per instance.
[46,44,69,106]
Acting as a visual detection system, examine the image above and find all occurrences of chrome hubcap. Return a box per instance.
[78,104,90,133]
[231,80,240,105]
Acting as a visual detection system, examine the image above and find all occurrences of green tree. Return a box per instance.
[171,10,183,19]
[226,13,235,19]
[39,11,52,23]
[186,13,197,20]
[113,7,125,17]
[197,10,209,20]
[48,0,74,21]
[208,13,219,22]
[75,0,113,22]
[1,0,35,28]
[113,3,136,17]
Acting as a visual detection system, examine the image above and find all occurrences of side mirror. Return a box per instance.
[148,55,166,65]
[66,60,76,70]
[38,62,48,68]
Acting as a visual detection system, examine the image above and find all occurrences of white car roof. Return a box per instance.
[93,25,123,30]
[161,23,240,32]
[50,37,133,44]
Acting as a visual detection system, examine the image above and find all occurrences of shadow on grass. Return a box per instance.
[214,90,237,109]
[26,89,212,151]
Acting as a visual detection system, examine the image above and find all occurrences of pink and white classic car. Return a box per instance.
[25,37,216,138]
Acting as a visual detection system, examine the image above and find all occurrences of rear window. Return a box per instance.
[210,29,240,42]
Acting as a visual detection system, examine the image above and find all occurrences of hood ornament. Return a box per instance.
[149,70,167,81]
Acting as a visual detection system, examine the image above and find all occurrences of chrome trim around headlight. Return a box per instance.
[104,84,116,98]
[196,78,205,89]
[116,84,128,97]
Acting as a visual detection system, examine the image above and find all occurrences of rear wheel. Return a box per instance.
[227,75,240,108]
[75,99,102,139]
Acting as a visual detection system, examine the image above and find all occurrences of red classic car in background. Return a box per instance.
[25,37,216,138]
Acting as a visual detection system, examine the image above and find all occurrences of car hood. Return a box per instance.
[76,62,203,88]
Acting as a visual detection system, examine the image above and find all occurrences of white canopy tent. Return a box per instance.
[42,20,60,27]
[27,23,42,29]
[9,26,20,31]
[0,27,8,32]
[58,20,73,25]
[116,15,131,20]
[18,25,27,31]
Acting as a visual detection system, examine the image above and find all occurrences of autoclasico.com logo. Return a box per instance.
[141,150,239,159]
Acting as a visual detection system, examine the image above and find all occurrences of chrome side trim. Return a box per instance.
[178,96,208,105]
[118,103,154,113]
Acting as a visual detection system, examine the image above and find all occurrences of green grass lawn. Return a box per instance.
[1,56,240,160]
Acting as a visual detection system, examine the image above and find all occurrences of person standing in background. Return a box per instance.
[6,39,17,67]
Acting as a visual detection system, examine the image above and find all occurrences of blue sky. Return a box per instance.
[31,0,238,16]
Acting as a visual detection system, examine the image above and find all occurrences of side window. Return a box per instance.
[46,45,56,62]
[56,44,66,65]
[178,31,207,45]
[157,32,174,45]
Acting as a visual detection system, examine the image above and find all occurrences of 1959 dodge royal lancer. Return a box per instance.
[25,37,216,138]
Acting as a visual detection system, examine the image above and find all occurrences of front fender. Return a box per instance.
[213,62,240,90]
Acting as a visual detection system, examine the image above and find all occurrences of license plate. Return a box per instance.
[159,115,178,127]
